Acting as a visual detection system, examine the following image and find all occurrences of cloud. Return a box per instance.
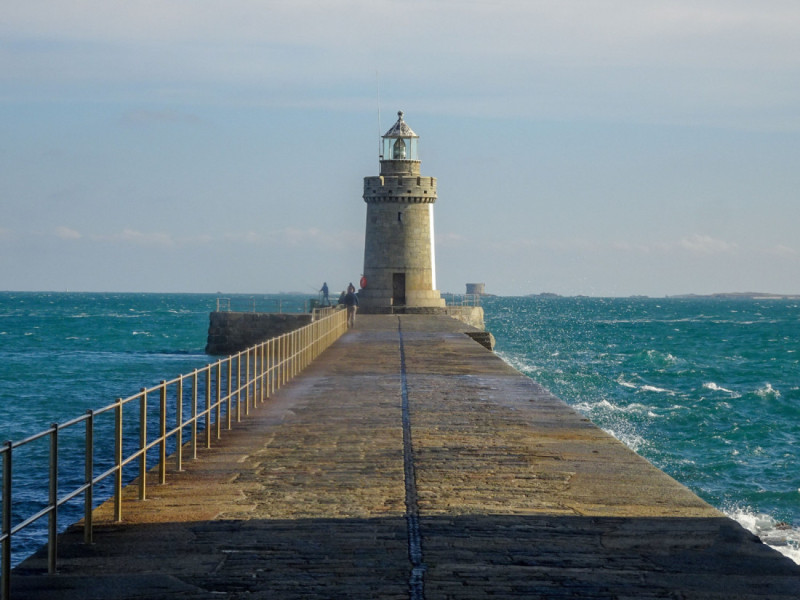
[488,234,743,257]
[678,234,737,254]
[764,244,798,257]
[217,228,361,249]
[4,1,800,127]
[223,231,265,245]
[608,241,651,254]
[277,227,360,249]
[120,108,203,126]
[91,229,175,247]
[436,232,467,246]
[55,226,82,240]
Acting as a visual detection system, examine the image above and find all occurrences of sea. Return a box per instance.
[1,292,798,566]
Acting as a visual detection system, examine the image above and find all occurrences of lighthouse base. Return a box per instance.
[358,289,446,314]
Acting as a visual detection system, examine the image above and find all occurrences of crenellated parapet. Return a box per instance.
[363,173,437,204]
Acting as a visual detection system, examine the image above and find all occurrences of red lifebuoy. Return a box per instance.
[360,275,367,289]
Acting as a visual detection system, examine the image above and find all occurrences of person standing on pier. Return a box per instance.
[344,283,358,327]
[320,282,330,306]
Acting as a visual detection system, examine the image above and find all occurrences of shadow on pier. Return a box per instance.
[16,514,796,599]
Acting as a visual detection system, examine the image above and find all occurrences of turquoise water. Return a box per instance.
[1,292,798,565]
[484,295,800,562]
[0,291,311,566]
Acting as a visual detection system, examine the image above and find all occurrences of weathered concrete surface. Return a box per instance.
[13,315,800,599]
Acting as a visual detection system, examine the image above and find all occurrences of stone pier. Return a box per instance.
[12,315,800,599]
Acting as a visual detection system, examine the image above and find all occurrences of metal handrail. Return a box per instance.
[443,293,482,307]
[215,296,309,313]
[0,308,348,599]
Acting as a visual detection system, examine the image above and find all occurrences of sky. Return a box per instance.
[2,1,799,297]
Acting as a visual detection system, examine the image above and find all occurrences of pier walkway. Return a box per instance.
[13,315,800,599]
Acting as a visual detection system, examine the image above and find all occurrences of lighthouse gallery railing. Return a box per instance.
[0,307,348,599]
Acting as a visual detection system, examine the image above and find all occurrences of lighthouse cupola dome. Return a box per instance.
[381,111,419,161]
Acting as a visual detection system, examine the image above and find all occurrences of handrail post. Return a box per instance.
[236,353,242,422]
[275,336,281,392]
[288,332,293,380]
[245,349,251,417]
[138,389,147,501]
[84,410,93,545]
[313,320,317,361]
[298,328,303,373]
[252,346,259,406]
[259,344,265,404]
[191,370,198,460]
[252,346,258,405]
[227,357,234,426]
[48,423,58,574]
[215,362,222,439]
[265,339,271,400]
[176,376,184,471]
[114,399,123,521]
[276,335,281,389]
[292,331,297,378]
[159,382,167,485]
[301,326,306,369]
[275,337,280,394]
[205,367,211,449]
[255,344,262,404]
[261,343,267,403]
[280,334,286,387]
[3,441,13,600]
[285,333,290,384]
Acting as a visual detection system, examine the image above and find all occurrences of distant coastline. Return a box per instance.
[666,292,800,300]
[524,292,800,300]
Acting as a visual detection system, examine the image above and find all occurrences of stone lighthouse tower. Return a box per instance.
[359,111,446,313]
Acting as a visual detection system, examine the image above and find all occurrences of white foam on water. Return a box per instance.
[755,383,781,398]
[703,381,739,396]
[495,351,540,377]
[601,425,647,453]
[725,506,800,565]
[573,398,616,413]
[638,385,675,395]
[616,374,637,388]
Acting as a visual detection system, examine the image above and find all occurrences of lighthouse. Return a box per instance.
[359,111,446,313]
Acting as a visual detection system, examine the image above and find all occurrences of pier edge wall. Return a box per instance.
[205,312,312,355]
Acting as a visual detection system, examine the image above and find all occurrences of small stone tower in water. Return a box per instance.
[359,111,446,313]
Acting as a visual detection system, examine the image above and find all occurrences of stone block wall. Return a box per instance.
[444,306,486,331]
[205,312,312,355]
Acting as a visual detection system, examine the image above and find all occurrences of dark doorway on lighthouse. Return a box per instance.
[392,273,406,307]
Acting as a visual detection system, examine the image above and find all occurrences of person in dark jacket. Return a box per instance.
[344,283,358,328]
[320,282,330,306]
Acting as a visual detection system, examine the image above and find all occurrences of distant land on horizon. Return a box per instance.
[522,292,800,300]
